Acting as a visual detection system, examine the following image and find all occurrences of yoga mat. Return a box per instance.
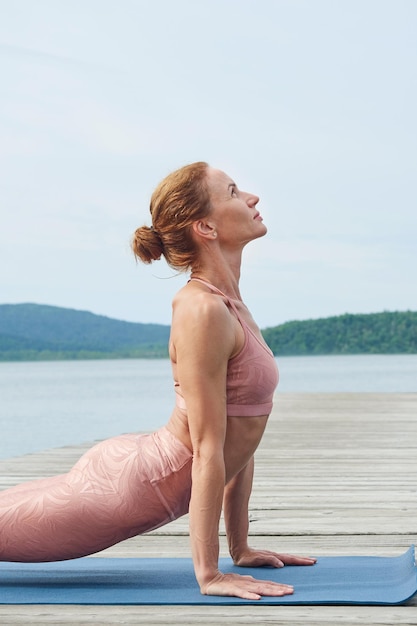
[0,546,415,605]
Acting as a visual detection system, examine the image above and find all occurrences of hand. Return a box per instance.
[201,571,294,600]
[233,548,317,569]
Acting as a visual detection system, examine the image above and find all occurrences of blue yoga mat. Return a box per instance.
[0,546,416,605]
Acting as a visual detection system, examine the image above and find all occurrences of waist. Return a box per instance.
[175,393,273,418]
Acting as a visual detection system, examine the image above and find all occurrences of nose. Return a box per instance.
[246,192,259,207]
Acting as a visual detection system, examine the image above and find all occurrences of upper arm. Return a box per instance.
[172,293,236,455]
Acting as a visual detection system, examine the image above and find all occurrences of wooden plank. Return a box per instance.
[0,393,416,624]
[0,605,416,626]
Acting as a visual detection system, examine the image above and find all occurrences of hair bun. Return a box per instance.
[132,225,163,264]
[131,161,210,272]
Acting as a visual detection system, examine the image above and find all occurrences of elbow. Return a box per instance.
[192,442,224,465]
[192,447,225,479]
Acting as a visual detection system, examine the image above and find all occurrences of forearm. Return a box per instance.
[189,454,225,587]
[223,457,254,561]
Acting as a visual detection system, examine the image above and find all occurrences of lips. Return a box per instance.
[254,212,263,221]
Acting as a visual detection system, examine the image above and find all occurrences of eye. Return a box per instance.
[230,186,237,197]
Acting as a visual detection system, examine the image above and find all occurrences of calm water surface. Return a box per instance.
[0,355,416,459]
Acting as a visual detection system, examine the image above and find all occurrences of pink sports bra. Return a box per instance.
[174,278,279,417]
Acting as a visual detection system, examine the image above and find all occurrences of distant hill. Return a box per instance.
[0,304,416,361]
[0,303,170,360]
[262,310,417,356]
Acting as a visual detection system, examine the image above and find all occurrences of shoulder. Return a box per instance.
[171,283,236,360]
[173,284,230,325]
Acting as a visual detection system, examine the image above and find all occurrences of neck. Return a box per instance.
[191,241,243,300]
[190,250,243,301]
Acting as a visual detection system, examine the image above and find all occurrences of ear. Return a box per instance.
[192,220,217,240]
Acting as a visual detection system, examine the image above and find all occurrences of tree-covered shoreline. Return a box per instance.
[0,303,170,361]
[262,310,417,356]
[1,304,416,361]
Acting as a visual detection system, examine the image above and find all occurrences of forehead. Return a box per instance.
[206,167,235,196]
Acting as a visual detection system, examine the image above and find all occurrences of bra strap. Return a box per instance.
[189,277,226,296]
[188,278,242,318]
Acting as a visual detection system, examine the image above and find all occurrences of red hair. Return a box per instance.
[132,162,210,271]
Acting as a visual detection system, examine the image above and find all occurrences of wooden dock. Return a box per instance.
[0,393,416,625]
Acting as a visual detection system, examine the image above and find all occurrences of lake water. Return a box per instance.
[0,355,416,460]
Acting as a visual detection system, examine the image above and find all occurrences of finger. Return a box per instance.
[238,556,284,568]
[254,555,285,568]
[240,578,294,595]
[248,552,286,567]
[252,581,294,597]
[204,575,294,599]
[277,553,317,565]
[205,579,263,600]
[264,554,285,568]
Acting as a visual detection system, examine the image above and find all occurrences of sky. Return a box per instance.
[0,0,416,328]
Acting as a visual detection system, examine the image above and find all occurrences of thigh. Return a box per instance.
[68,431,192,535]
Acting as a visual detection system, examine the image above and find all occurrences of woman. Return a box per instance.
[0,162,315,599]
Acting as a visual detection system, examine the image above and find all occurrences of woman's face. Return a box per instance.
[205,167,267,247]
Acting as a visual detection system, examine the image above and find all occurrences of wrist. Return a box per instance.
[229,542,250,563]
[195,566,221,589]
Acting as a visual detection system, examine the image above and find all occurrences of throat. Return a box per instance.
[189,275,242,302]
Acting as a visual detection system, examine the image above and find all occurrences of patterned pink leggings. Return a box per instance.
[0,427,192,562]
